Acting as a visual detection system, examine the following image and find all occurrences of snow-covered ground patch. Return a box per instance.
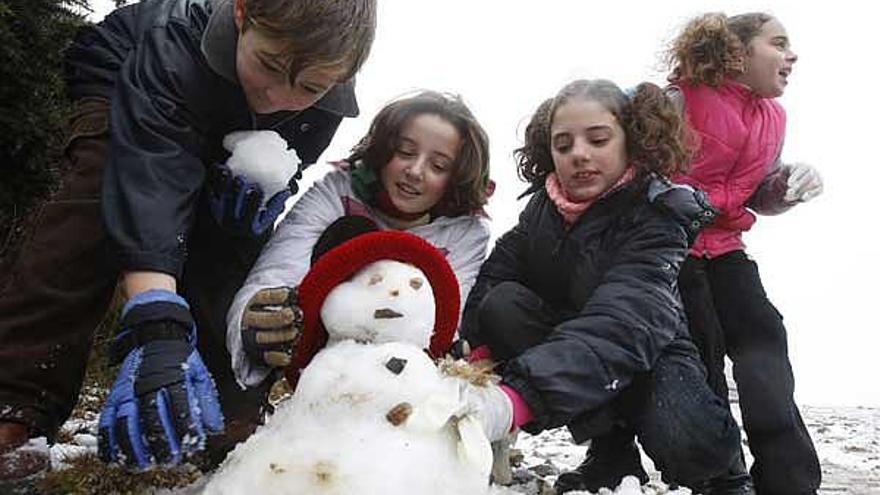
[38,384,880,494]
[471,403,880,494]
[504,427,689,494]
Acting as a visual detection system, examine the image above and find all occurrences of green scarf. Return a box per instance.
[349,161,381,205]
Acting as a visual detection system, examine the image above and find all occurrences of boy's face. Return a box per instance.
[233,1,346,114]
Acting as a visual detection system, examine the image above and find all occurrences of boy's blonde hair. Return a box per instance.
[242,0,376,82]
[666,12,774,86]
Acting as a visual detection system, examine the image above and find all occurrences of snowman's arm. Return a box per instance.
[227,170,349,387]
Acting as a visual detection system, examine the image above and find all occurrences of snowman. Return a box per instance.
[204,225,511,495]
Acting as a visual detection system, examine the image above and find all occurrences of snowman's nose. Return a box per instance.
[374,308,403,319]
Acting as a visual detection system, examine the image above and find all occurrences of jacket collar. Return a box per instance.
[720,78,763,103]
[200,0,359,118]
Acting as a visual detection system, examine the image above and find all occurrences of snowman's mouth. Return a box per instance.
[374,308,404,319]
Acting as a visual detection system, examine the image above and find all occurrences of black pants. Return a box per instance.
[679,251,821,494]
[0,98,269,441]
[477,281,742,488]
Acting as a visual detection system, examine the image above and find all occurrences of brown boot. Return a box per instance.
[0,421,50,485]
[0,422,29,455]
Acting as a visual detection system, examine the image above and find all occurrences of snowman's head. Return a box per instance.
[320,260,436,349]
[288,221,460,386]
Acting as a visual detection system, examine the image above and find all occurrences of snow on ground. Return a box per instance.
[500,427,688,494]
[800,406,880,494]
[47,402,879,494]
[42,370,880,494]
[499,404,880,494]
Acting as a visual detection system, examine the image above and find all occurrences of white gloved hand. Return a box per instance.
[784,163,823,203]
[455,381,513,443]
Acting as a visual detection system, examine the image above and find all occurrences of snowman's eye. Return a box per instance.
[368,273,383,286]
[409,278,424,290]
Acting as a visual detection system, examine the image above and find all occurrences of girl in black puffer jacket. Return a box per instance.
[457,79,749,493]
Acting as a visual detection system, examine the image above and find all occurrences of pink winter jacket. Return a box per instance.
[673,80,786,258]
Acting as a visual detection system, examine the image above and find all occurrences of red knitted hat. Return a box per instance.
[284,229,460,385]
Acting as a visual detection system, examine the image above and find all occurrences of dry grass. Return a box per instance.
[437,357,500,386]
[39,454,200,495]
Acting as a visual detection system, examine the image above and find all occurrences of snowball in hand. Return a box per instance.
[222,130,301,204]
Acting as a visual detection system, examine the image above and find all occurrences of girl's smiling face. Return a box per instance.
[380,113,462,215]
[550,98,628,202]
[737,18,798,98]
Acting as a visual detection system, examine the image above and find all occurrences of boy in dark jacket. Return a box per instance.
[0,0,375,476]
[454,80,749,493]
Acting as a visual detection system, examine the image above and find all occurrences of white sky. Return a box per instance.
[90,1,879,407]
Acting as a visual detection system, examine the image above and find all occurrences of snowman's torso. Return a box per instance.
[205,341,493,495]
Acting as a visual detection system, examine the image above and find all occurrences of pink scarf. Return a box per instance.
[545,168,636,227]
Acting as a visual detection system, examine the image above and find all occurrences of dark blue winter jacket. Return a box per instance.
[461,176,716,435]
[64,0,359,277]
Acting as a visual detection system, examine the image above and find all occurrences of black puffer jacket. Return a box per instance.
[460,175,715,433]
[64,0,359,277]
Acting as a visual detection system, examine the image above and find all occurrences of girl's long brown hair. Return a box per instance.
[666,12,774,86]
[348,91,491,217]
[515,79,694,185]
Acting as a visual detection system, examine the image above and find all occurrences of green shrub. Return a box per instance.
[0,0,87,260]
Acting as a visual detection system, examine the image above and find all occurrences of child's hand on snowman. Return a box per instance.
[784,162,823,203]
[241,286,304,368]
[454,381,514,442]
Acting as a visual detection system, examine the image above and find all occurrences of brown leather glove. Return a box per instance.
[241,286,303,368]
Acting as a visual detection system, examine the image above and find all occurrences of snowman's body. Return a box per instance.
[205,261,500,495]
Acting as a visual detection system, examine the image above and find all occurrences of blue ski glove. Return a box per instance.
[98,289,224,468]
[208,163,299,237]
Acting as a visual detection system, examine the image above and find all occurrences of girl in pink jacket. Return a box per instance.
[669,13,821,494]
[563,13,824,495]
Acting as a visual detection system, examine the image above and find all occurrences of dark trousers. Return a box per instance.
[0,98,267,441]
[0,98,116,437]
[477,281,742,488]
[679,251,821,494]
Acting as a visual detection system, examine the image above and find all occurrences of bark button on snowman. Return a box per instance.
[205,222,500,495]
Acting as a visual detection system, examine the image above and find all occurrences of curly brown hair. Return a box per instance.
[515,79,693,185]
[666,12,775,86]
[347,91,491,217]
